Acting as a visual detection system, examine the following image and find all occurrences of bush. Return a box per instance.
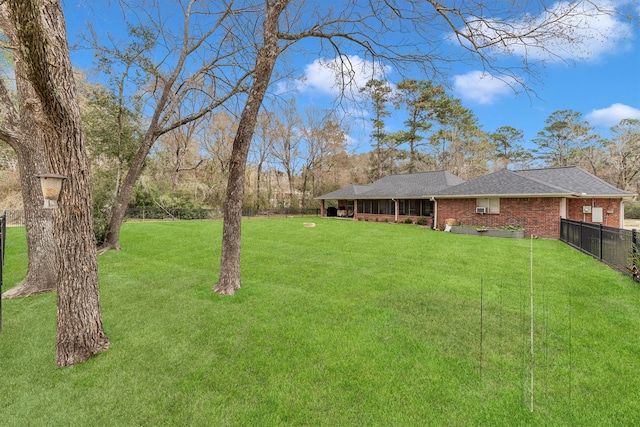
[404,218,413,224]
[502,225,521,231]
[625,201,640,219]
[416,216,428,226]
[93,208,110,246]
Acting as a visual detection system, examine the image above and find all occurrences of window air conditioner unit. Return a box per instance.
[476,207,487,214]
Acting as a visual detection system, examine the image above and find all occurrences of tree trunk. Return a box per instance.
[214,0,287,295]
[5,0,109,365]
[0,5,57,299]
[103,132,155,251]
[1,157,57,298]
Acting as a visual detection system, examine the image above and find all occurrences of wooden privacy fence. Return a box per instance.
[560,218,639,282]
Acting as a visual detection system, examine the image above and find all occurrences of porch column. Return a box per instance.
[433,199,438,229]
[320,199,325,217]
[394,199,399,222]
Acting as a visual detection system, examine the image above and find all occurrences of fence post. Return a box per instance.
[578,220,583,250]
[599,224,603,260]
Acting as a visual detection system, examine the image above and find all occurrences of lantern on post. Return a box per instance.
[36,174,67,209]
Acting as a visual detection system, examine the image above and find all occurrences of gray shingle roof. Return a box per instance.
[314,184,370,200]
[432,168,567,197]
[513,167,634,196]
[316,166,635,200]
[316,171,465,199]
[434,166,635,198]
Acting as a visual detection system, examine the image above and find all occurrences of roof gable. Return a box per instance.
[316,170,465,200]
[435,166,635,198]
[315,184,370,200]
[433,169,568,197]
[514,167,634,196]
[360,171,465,198]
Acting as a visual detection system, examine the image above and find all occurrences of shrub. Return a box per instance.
[502,225,521,231]
[404,218,413,224]
[625,201,640,219]
[416,216,428,226]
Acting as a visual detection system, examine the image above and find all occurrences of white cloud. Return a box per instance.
[291,55,392,98]
[453,71,515,105]
[586,103,640,126]
[461,0,633,62]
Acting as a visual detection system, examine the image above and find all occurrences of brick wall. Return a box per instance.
[436,198,561,239]
[436,197,624,239]
[566,198,622,228]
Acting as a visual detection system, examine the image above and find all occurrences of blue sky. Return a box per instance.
[274,2,640,152]
[63,0,640,154]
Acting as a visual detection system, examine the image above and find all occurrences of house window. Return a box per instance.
[477,197,500,214]
[377,199,394,215]
[421,200,433,216]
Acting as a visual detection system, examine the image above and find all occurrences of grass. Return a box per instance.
[1,217,639,426]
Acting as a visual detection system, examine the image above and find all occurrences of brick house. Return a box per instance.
[317,167,636,239]
[317,171,465,227]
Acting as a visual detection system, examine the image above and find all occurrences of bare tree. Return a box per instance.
[250,112,277,211]
[1,0,108,365]
[93,0,252,250]
[604,119,640,193]
[199,112,236,206]
[299,107,346,207]
[161,121,204,193]
[270,99,302,207]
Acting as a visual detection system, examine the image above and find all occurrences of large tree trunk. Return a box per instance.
[214,0,287,295]
[1,155,57,298]
[0,6,57,299]
[6,0,109,365]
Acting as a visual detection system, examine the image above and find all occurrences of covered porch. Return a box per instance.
[319,197,435,226]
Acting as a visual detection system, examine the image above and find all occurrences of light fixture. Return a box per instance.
[36,174,67,209]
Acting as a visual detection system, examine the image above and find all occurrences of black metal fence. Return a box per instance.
[560,218,639,282]
[2,207,321,225]
[2,210,25,227]
[124,207,320,221]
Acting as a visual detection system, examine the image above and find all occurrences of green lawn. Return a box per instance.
[1,218,638,426]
